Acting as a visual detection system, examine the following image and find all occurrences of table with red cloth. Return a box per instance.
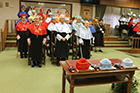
[60,59,139,93]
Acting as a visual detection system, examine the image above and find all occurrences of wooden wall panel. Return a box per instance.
[100,0,140,9]
[21,0,80,3]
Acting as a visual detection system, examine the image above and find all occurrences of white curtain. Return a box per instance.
[103,6,121,35]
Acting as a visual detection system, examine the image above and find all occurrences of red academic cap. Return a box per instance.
[65,11,69,14]
[47,9,51,12]
[40,7,44,11]
[21,13,27,18]
[57,10,61,13]
[37,13,44,19]
[76,58,89,70]
[130,17,134,20]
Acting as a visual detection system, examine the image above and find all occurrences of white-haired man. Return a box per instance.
[55,14,72,66]
[27,15,47,68]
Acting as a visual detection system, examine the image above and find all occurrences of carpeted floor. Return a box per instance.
[0,47,140,93]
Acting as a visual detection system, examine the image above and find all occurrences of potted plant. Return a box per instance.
[112,75,140,93]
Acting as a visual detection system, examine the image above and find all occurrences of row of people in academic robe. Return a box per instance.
[16,5,71,25]
[127,17,140,48]
[15,12,106,67]
[126,17,140,37]
[15,14,47,68]
[48,16,106,66]
[118,13,140,36]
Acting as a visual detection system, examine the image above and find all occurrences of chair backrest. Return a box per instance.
[92,23,110,36]
[132,37,140,49]
[51,31,56,45]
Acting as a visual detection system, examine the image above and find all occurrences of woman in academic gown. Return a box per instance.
[56,10,61,23]
[55,14,72,66]
[45,12,52,24]
[118,13,127,36]
[65,11,70,22]
[128,17,135,36]
[46,9,51,18]
[15,14,29,58]
[75,20,93,59]
[94,19,106,52]
[27,15,47,68]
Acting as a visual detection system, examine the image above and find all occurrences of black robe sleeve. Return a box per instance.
[16,30,22,36]
[102,25,106,33]
[95,25,101,33]
[26,29,31,38]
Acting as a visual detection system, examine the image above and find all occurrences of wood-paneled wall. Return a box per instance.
[100,0,140,9]
[20,0,140,9]
[20,0,80,3]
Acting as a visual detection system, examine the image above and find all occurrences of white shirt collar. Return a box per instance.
[22,21,26,24]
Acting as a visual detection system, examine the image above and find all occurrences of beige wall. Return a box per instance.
[0,0,96,42]
[0,0,19,42]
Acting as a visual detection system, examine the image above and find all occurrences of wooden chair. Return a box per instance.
[72,33,79,60]
[50,31,56,64]
[72,33,94,59]
[28,45,46,65]
[45,39,50,56]
[132,37,140,49]
[51,31,70,64]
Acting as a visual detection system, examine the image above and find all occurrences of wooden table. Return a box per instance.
[60,60,139,93]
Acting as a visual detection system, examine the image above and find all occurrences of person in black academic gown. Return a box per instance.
[75,20,93,59]
[27,15,47,68]
[94,19,106,52]
[118,13,128,36]
[128,17,135,36]
[15,14,29,58]
[55,14,72,66]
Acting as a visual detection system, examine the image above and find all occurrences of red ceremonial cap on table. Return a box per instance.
[76,58,89,70]
[21,14,27,18]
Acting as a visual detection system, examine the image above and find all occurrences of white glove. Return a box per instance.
[137,32,140,35]
[133,24,135,27]
[92,37,95,44]
[43,38,47,45]
[47,36,50,40]
[17,35,20,40]
[79,38,83,44]
[102,31,104,33]
[27,38,31,45]
[100,28,103,31]
[121,22,123,25]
